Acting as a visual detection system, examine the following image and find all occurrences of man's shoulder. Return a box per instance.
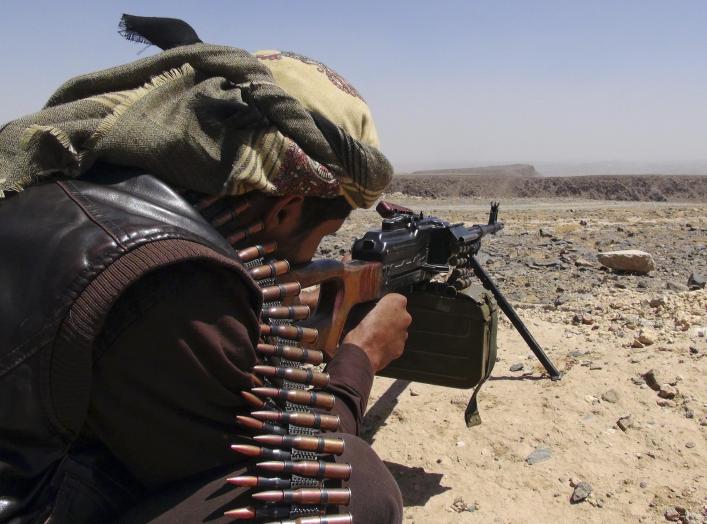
[97,260,260,353]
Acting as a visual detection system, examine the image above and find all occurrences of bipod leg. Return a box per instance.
[468,256,562,380]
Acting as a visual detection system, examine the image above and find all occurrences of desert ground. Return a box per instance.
[317,188,706,523]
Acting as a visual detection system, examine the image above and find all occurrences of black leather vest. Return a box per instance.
[0,166,255,523]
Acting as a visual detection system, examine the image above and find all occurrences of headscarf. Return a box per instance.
[0,15,393,208]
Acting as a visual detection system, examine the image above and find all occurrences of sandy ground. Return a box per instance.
[321,198,707,523]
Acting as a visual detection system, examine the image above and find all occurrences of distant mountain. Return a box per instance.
[387,174,707,202]
[407,164,540,177]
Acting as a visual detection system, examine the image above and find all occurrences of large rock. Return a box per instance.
[597,250,656,273]
[688,272,706,289]
[570,482,592,503]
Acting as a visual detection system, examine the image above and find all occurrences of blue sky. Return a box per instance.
[2,1,706,171]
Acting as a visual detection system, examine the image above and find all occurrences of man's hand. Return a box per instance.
[342,294,412,373]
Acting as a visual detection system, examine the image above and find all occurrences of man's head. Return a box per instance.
[196,192,352,264]
[0,15,393,252]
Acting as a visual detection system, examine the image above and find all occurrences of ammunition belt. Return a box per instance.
[225,242,353,524]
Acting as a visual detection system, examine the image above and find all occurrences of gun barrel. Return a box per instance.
[461,221,504,244]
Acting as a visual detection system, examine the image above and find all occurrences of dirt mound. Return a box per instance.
[387,174,707,201]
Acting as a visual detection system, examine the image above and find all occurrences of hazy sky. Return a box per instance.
[2,1,706,171]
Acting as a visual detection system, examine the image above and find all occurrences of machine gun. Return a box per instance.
[284,201,561,426]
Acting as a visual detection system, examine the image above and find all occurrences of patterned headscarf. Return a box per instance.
[0,16,393,208]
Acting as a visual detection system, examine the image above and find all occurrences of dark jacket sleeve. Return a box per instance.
[321,343,375,435]
[86,262,374,489]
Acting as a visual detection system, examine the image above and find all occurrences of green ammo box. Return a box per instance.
[378,284,498,389]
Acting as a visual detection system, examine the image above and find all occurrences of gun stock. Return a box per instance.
[281,259,384,357]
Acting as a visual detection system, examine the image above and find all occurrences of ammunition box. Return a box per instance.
[378,284,497,389]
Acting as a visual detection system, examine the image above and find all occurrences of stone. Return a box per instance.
[601,389,620,403]
[575,257,596,268]
[509,363,524,372]
[451,497,478,513]
[656,399,675,408]
[650,296,667,308]
[526,447,552,465]
[597,250,656,273]
[642,369,662,391]
[617,415,633,432]
[687,272,705,289]
[664,507,681,521]
[658,384,677,399]
[685,441,695,449]
[637,329,657,346]
[667,281,689,292]
[570,481,592,503]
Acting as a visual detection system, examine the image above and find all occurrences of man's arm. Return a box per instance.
[86,261,375,488]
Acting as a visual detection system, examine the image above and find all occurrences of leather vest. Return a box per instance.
[0,166,256,523]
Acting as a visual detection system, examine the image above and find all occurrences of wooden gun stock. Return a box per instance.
[280,259,384,357]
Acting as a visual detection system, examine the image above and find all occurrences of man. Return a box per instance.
[0,15,409,523]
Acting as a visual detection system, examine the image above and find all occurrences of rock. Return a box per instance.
[637,329,657,346]
[617,415,633,432]
[534,258,562,268]
[579,219,588,226]
[571,312,594,325]
[570,481,592,503]
[642,369,662,391]
[658,384,677,399]
[526,447,552,465]
[575,257,596,268]
[687,272,706,289]
[601,389,620,403]
[690,346,700,355]
[639,480,648,488]
[553,295,568,307]
[685,441,695,449]
[450,497,478,513]
[664,507,681,521]
[650,296,667,308]
[509,363,524,372]
[409,389,419,397]
[597,250,656,273]
[667,281,689,292]
[656,399,675,408]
